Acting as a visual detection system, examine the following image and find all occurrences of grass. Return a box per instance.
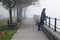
[0,19,22,40]
[0,30,16,40]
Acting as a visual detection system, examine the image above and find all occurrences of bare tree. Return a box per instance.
[0,0,38,24]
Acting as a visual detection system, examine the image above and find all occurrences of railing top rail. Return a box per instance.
[57,19,60,21]
[46,16,60,21]
[50,17,55,19]
[46,17,54,19]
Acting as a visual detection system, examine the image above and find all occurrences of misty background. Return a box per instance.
[0,0,60,19]
[0,0,60,31]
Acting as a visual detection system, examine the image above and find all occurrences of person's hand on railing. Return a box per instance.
[46,16,49,18]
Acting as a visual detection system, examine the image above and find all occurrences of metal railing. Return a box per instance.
[46,16,60,32]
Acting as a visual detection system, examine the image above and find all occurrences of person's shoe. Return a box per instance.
[38,29,41,31]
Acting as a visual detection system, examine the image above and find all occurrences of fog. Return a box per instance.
[0,0,60,19]
[0,3,9,19]
[0,0,60,32]
[26,0,60,18]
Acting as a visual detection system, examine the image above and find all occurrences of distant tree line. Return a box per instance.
[0,0,38,24]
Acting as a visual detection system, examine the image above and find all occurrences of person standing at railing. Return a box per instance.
[38,8,46,31]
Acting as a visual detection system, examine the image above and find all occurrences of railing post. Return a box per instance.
[49,17,50,28]
[45,19,47,25]
[54,18,57,32]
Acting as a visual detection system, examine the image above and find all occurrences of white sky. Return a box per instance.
[26,0,60,19]
[0,0,60,19]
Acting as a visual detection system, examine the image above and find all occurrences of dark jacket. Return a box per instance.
[39,8,46,25]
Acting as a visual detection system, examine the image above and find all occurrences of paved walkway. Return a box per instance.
[11,18,49,40]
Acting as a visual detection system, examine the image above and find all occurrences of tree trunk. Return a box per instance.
[17,6,19,22]
[9,7,12,24]
[14,8,15,19]
[24,7,26,18]
[13,7,16,22]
